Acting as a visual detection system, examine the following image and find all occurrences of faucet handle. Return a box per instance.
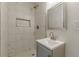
[49,32,54,36]
[49,32,56,40]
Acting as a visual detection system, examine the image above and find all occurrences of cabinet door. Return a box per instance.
[48,3,64,30]
[37,43,53,57]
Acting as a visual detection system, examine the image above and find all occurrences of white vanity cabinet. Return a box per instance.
[36,38,65,57]
[36,43,53,57]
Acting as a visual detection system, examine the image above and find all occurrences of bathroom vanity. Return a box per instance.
[36,38,65,57]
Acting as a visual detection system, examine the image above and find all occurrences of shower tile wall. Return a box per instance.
[0,2,47,56]
[0,3,1,56]
[34,2,46,40]
[1,2,8,56]
[7,3,35,56]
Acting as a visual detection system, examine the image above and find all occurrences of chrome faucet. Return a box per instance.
[49,32,56,40]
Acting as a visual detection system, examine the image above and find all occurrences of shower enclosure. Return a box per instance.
[0,2,46,57]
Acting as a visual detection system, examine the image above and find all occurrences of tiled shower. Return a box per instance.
[0,2,46,57]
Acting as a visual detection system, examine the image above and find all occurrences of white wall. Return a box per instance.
[47,2,79,57]
[46,2,59,10]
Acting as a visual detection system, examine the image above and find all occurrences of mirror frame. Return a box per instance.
[47,2,67,30]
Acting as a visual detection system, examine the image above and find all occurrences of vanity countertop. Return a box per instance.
[36,38,65,50]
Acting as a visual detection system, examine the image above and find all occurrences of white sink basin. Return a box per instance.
[36,38,64,50]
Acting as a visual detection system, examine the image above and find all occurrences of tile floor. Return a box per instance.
[15,49,36,57]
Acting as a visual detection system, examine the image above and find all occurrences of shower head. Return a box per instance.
[33,5,39,9]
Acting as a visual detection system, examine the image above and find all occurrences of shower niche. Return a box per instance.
[16,18,31,27]
[47,2,67,30]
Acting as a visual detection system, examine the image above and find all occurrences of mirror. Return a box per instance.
[47,2,67,30]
